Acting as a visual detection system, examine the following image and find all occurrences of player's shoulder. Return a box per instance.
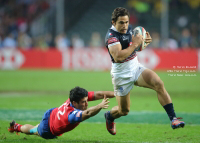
[69,108,82,118]
[68,108,82,123]
[70,108,82,114]
[64,99,76,112]
[105,28,119,39]
[105,29,120,46]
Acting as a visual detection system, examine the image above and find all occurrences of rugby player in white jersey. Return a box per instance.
[104,7,185,135]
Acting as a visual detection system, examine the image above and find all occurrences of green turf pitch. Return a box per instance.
[0,70,200,143]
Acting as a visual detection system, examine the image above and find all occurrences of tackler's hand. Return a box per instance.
[100,95,110,109]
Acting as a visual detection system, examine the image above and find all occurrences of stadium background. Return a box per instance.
[0,0,200,143]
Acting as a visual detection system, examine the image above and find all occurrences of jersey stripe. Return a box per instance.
[108,42,120,48]
[107,37,119,44]
[120,52,137,63]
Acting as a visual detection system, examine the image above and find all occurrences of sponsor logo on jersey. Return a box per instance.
[72,110,78,114]
[76,111,82,117]
[122,36,128,41]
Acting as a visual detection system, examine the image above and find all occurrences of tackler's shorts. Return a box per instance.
[37,108,56,139]
[111,56,146,96]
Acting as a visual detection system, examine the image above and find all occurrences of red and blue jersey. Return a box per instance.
[49,91,94,136]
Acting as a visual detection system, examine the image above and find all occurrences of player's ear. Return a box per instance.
[72,101,78,107]
[112,21,115,26]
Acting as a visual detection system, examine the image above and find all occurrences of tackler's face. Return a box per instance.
[76,97,88,110]
[113,15,129,34]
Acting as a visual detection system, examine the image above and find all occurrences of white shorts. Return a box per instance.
[111,57,146,96]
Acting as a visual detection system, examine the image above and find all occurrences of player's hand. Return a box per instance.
[131,34,144,48]
[144,32,152,48]
[99,95,110,109]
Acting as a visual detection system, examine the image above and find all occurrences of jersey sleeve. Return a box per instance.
[88,91,95,101]
[107,37,120,48]
[68,110,83,124]
[106,32,120,48]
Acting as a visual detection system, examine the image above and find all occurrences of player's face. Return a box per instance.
[113,15,129,34]
[77,97,88,110]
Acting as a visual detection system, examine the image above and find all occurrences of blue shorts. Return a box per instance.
[37,108,56,139]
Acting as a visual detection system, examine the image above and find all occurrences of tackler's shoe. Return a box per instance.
[104,112,116,135]
[171,117,185,129]
[8,120,21,135]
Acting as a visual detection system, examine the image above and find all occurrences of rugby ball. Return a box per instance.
[133,26,147,51]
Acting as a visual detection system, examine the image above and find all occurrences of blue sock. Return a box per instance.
[29,127,38,134]
[106,111,115,122]
[163,103,176,121]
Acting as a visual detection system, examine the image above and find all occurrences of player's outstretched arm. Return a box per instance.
[94,91,115,100]
[82,95,109,121]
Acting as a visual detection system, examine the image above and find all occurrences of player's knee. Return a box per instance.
[154,79,164,92]
[119,108,129,116]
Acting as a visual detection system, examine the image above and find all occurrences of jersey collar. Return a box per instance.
[70,102,75,108]
[110,25,129,34]
[110,25,118,32]
[70,102,82,111]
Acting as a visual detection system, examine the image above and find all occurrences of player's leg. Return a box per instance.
[105,90,131,135]
[109,93,130,119]
[21,124,39,135]
[135,68,185,129]
[135,68,172,106]
[8,120,39,135]
[105,70,134,135]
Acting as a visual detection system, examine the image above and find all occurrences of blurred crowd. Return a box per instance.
[0,0,50,49]
[149,25,200,49]
[126,0,200,49]
[54,32,104,51]
[0,0,199,50]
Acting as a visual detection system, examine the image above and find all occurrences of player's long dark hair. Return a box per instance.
[111,7,130,24]
[69,86,88,103]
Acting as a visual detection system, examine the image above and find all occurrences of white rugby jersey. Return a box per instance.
[105,25,138,74]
